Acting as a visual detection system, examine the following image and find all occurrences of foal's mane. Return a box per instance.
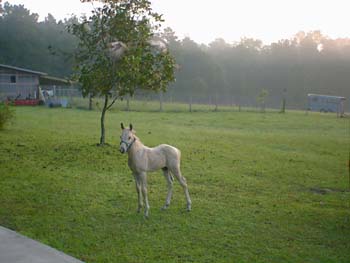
[129,130,141,144]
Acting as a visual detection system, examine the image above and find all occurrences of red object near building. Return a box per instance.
[13,99,40,106]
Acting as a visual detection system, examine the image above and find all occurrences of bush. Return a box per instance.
[0,103,15,130]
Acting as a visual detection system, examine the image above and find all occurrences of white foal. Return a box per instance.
[119,123,191,217]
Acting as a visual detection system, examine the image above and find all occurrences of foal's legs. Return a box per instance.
[162,167,173,210]
[172,166,192,211]
[139,172,150,217]
[133,173,142,213]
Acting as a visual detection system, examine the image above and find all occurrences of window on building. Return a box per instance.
[10,75,16,83]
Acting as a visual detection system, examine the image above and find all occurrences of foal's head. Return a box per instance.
[119,123,136,154]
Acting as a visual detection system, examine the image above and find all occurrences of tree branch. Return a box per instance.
[106,95,119,110]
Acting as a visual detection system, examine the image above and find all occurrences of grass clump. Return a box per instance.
[0,103,14,130]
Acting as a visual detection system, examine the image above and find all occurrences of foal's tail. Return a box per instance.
[176,148,181,160]
[163,167,174,182]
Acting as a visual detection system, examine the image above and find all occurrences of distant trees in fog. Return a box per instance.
[1,2,349,110]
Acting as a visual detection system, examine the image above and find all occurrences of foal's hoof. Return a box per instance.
[161,204,170,210]
[186,204,192,212]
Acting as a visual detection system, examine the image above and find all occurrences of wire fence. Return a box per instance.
[2,85,348,115]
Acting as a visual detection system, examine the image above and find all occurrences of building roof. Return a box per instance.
[0,64,47,76]
[0,64,73,86]
[39,75,72,86]
[308,93,346,100]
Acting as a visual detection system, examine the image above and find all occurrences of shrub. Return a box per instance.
[0,102,15,130]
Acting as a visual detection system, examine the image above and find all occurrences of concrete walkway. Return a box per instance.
[0,226,84,263]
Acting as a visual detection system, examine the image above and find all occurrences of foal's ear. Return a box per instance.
[121,122,124,130]
[129,124,133,131]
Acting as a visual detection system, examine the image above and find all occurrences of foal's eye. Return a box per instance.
[128,136,131,140]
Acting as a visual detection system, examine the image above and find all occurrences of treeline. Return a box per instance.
[0,3,77,77]
[164,30,350,109]
[1,2,349,110]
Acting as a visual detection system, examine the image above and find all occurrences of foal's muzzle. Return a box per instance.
[119,141,128,154]
[119,139,135,154]
[119,144,126,153]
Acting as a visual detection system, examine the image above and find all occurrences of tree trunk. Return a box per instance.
[126,96,130,111]
[214,92,218,111]
[159,92,163,112]
[280,88,286,113]
[281,98,286,113]
[189,92,192,112]
[100,94,109,145]
[260,100,265,113]
[89,93,93,110]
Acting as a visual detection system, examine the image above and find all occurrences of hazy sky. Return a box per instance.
[6,0,350,44]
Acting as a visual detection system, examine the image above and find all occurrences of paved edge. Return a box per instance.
[0,226,84,263]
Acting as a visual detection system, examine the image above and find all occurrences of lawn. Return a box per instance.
[0,106,349,263]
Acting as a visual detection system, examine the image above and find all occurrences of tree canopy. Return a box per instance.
[69,0,175,98]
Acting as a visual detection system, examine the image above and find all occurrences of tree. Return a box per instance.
[257,89,269,113]
[69,0,175,145]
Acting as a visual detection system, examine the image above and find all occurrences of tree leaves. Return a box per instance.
[69,0,175,100]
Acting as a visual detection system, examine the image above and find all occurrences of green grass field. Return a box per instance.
[0,105,349,263]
